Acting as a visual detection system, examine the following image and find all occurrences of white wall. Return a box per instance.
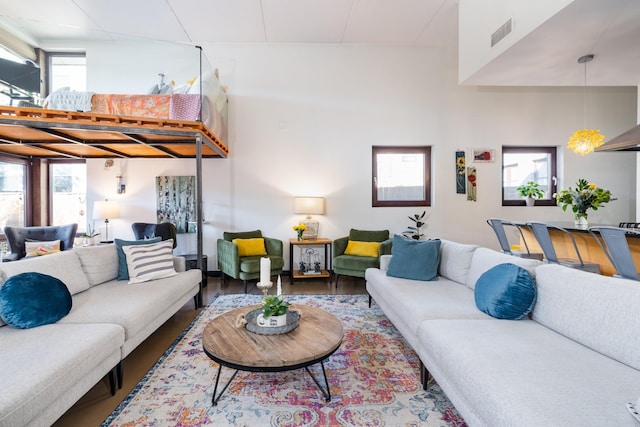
[458,0,573,83]
[85,42,637,269]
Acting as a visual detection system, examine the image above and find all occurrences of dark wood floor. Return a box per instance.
[53,274,367,427]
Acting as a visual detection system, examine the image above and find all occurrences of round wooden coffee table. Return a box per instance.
[202,303,343,405]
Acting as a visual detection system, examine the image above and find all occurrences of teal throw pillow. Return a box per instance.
[115,237,161,280]
[474,263,537,320]
[386,235,441,281]
[0,272,72,329]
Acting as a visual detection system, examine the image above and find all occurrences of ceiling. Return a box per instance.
[0,0,638,86]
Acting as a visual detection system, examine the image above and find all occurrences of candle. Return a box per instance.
[260,257,271,286]
[277,275,282,296]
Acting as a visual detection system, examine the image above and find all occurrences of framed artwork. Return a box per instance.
[467,167,477,201]
[301,220,319,240]
[455,150,466,194]
[472,149,495,163]
[156,175,196,234]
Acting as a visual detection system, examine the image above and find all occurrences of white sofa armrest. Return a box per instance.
[379,254,392,271]
[173,256,186,272]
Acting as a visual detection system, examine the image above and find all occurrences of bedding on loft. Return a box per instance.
[0,66,228,159]
[42,69,228,146]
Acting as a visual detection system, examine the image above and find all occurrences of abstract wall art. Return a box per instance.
[156,175,196,234]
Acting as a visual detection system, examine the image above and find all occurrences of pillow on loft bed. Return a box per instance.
[188,71,227,110]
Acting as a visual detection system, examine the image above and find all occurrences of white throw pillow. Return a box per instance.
[122,240,177,284]
[25,240,60,257]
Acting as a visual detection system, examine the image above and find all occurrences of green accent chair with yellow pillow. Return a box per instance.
[332,229,392,287]
[217,230,284,293]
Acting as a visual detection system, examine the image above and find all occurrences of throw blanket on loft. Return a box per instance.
[45,90,95,112]
[91,94,171,118]
[169,94,201,121]
[92,94,201,121]
[44,90,204,122]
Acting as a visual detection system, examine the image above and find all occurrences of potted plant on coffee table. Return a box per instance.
[258,295,290,327]
[517,181,545,207]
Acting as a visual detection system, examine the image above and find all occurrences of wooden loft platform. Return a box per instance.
[0,106,229,159]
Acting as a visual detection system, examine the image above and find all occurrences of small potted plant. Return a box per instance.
[402,211,427,240]
[257,295,290,327]
[517,181,545,207]
[81,223,100,246]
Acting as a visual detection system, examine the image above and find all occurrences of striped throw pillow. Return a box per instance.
[122,239,177,284]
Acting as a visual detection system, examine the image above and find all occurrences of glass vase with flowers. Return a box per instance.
[554,178,615,229]
[292,223,307,241]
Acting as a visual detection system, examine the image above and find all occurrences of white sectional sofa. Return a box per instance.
[366,239,640,426]
[0,243,202,427]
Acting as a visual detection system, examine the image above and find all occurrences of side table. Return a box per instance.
[183,254,208,288]
[289,238,332,284]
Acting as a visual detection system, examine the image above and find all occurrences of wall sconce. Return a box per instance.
[92,199,120,243]
[294,196,325,240]
[116,175,126,194]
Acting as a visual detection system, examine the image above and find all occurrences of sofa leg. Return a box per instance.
[243,280,248,294]
[420,360,430,390]
[334,274,340,288]
[117,361,124,390]
[368,294,372,308]
[108,366,117,396]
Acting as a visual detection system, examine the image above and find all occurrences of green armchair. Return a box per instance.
[217,230,285,293]
[332,229,392,286]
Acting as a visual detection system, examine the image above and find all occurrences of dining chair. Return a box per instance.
[526,221,600,274]
[486,218,543,260]
[588,226,640,281]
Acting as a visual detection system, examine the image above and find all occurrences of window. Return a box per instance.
[372,146,431,207]
[0,157,28,228]
[49,160,87,233]
[502,146,557,206]
[0,48,41,106]
[47,52,86,93]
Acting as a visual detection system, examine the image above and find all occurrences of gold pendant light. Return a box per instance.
[567,54,605,156]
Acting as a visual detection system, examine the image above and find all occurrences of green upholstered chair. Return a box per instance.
[217,230,284,293]
[332,229,392,286]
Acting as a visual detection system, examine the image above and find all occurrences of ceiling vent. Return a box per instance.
[491,19,512,47]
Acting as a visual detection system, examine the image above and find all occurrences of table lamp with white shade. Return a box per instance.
[294,196,325,240]
[92,200,120,243]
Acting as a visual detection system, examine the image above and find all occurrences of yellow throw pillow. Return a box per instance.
[233,238,267,257]
[25,240,61,257]
[344,240,380,257]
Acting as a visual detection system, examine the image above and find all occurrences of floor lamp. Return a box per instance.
[93,200,120,244]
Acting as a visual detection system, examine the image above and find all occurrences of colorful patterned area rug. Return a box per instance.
[102,294,467,427]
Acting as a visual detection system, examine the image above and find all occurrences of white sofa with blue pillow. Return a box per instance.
[0,241,202,427]
[366,237,640,426]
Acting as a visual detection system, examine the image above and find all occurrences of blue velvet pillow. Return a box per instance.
[387,235,441,281]
[474,263,537,320]
[0,272,72,329]
[114,237,161,280]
